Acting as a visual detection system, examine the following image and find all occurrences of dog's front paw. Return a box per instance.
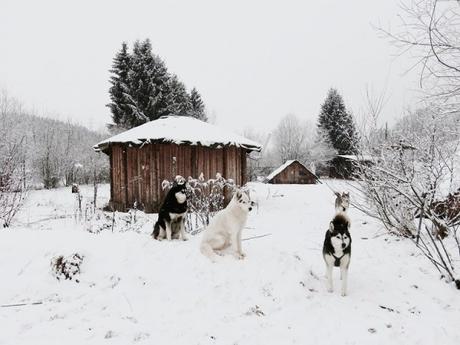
[233,252,245,260]
[182,236,189,241]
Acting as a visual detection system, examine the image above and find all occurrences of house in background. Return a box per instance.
[329,154,374,179]
[94,116,262,212]
[266,160,319,184]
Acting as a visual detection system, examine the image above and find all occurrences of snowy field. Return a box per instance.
[1,181,459,345]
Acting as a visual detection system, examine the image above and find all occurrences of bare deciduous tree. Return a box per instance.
[0,91,27,227]
[308,128,337,174]
[377,0,460,102]
[272,114,313,164]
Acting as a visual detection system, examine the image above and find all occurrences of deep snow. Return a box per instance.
[0,182,459,345]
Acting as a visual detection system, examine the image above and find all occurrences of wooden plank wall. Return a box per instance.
[109,144,127,211]
[270,161,317,185]
[109,143,248,212]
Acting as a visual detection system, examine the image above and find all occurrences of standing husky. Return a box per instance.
[323,212,352,296]
[200,189,254,262]
[152,183,188,241]
[334,192,350,213]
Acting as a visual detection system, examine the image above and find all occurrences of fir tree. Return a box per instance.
[107,39,209,129]
[106,42,136,128]
[165,75,192,115]
[130,39,171,124]
[189,87,207,121]
[317,88,359,155]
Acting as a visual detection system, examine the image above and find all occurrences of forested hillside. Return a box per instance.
[0,91,109,189]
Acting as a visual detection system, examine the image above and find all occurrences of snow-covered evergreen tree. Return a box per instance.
[317,88,359,155]
[107,39,208,128]
[129,39,162,126]
[189,87,207,121]
[165,75,192,115]
[106,42,136,128]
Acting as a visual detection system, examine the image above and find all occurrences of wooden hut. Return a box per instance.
[329,155,374,179]
[94,116,262,212]
[266,160,318,184]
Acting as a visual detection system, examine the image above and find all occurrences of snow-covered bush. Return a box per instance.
[84,208,148,234]
[0,153,26,227]
[0,92,27,227]
[51,253,84,283]
[162,173,237,233]
[353,106,460,288]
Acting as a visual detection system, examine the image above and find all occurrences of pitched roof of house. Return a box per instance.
[336,154,374,161]
[94,115,262,153]
[266,160,318,181]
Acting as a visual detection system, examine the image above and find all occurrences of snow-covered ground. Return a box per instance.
[1,182,459,345]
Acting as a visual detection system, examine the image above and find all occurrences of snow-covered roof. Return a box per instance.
[94,116,262,152]
[267,160,296,181]
[266,160,317,181]
[337,154,374,162]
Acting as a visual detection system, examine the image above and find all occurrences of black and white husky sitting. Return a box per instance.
[322,212,352,296]
[152,182,188,241]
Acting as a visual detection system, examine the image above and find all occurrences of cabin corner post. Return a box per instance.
[240,149,248,185]
[122,145,128,211]
[109,146,114,210]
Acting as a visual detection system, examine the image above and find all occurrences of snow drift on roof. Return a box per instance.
[94,116,262,152]
[266,160,297,181]
[336,154,374,161]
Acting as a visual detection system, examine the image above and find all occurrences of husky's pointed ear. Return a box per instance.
[234,189,242,199]
[329,221,334,232]
[344,192,350,197]
[334,192,340,197]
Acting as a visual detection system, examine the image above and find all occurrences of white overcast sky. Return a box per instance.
[0,0,419,133]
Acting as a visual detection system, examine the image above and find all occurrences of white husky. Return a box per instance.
[200,189,254,262]
[334,192,350,213]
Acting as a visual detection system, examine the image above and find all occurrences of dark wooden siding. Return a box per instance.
[109,144,127,211]
[269,161,317,185]
[108,143,248,212]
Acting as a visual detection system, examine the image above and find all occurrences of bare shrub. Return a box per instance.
[51,253,84,283]
[0,143,27,227]
[0,92,27,227]
[352,106,460,288]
